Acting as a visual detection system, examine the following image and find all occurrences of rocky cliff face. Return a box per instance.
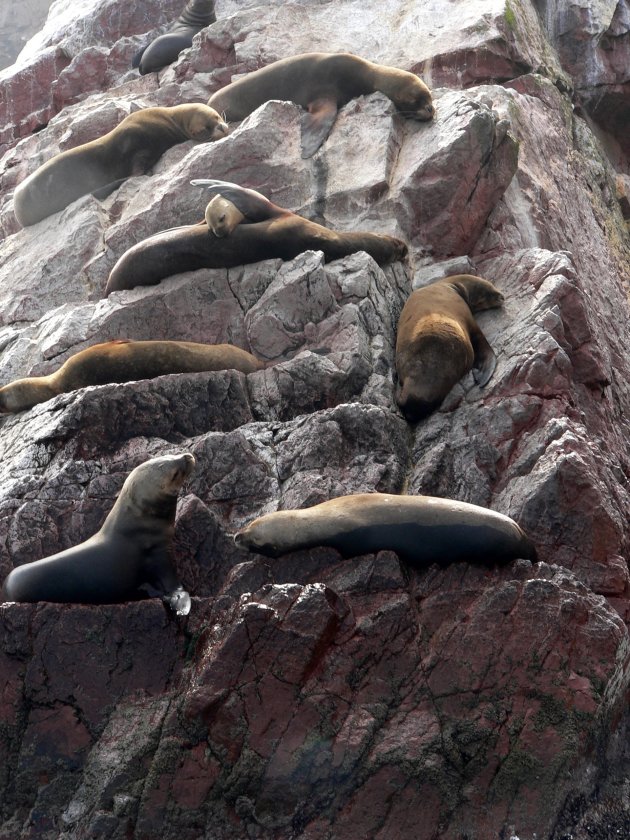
[0,1,629,839]
[0,0,53,70]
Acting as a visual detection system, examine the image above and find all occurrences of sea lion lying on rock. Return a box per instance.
[207,52,435,157]
[0,340,264,414]
[234,492,537,566]
[395,274,504,421]
[2,453,196,614]
[13,105,228,227]
[104,182,407,295]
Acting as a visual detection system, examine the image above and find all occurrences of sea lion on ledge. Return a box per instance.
[207,52,435,157]
[13,104,228,227]
[104,185,407,295]
[234,492,537,565]
[395,274,504,422]
[2,453,195,614]
[133,0,215,76]
[0,339,264,414]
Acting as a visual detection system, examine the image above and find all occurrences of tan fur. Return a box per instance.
[234,492,537,565]
[205,196,246,237]
[0,340,264,413]
[13,105,228,227]
[395,275,503,420]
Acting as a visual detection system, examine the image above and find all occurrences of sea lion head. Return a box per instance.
[445,275,505,312]
[395,326,473,422]
[234,513,287,557]
[121,452,196,521]
[175,103,229,142]
[389,74,435,121]
[204,194,246,237]
[0,378,57,414]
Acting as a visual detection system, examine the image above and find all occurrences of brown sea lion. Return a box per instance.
[13,104,228,227]
[104,182,407,295]
[204,195,245,237]
[2,453,195,614]
[192,178,288,235]
[234,492,537,565]
[0,339,264,414]
[207,52,435,157]
[395,274,504,422]
[133,0,215,75]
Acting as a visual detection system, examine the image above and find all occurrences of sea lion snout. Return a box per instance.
[416,102,436,120]
[177,452,196,479]
[213,119,229,139]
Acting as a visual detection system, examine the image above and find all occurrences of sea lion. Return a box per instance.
[207,52,435,157]
[104,184,407,295]
[0,339,264,414]
[234,492,537,566]
[192,178,290,236]
[133,0,215,75]
[204,195,245,237]
[395,274,504,422]
[2,453,195,614]
[13,104,228,227]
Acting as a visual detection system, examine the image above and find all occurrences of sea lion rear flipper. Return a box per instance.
[471,327,497,387]
[92,179,127,201]
[301,97,339,158]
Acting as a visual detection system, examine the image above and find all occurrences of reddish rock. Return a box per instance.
[0,1,629,838]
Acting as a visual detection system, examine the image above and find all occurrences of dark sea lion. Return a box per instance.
[104,185,407,295]
[0,339,264,413]
[395,274,504,422]
[207,52,435,157]
[234,492,537,565]
[2,453,195,614]
[132,0,215,76]
[13,104,228,227]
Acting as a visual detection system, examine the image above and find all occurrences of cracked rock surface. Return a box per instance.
[1,1,630,838]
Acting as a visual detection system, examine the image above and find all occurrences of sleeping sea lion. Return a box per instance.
[192,178,288,236]
[234,492,537,566]
[104,181,407,295]
[207,52,435,157]
[395,274,504,421]
[204,195,245,237]
[0,339,264,414]
[2,453,196,614]
[133,0,215,75]
[13,104,228,227]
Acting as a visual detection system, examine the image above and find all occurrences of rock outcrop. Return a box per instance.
[0,1,630,839]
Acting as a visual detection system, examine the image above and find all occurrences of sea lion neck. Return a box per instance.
[370,62,406,98]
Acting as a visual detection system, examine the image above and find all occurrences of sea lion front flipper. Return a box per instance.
[471,326,497,387]
[300,96,339,158]
[91,179,128,200]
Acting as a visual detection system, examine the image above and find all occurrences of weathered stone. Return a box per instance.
[0,0,630,837]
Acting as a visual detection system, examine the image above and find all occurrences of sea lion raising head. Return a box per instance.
[2,452,196,614]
